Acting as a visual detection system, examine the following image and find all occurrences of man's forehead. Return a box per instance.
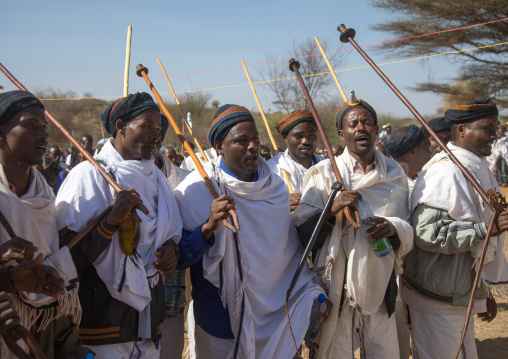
[288,121,317,135]
[343,107,375,121]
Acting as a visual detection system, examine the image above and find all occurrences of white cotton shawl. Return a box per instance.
[0,165,80,333]
[56,140,182,323]
[158,153,190,189]
[267,149,323,194]
[174,157,322,359]
[411,143,508,294]
[293,147,413,359]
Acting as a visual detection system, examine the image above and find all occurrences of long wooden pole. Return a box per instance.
[241,60,278,152]
[0,63,122,193]
[156,58,208,162]
[314,36,347,102]
[0,63,148,248]
[289,59,360,228]
[123,25,132,97]
[335,24,502,359]
[136,64,239,232]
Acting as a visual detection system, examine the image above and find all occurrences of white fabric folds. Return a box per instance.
[56,140,182,319]
[293,147,413,359]
[267,149,323,194]
[412,142,508,294]
[174,157,322,359]
[0,165,80,332]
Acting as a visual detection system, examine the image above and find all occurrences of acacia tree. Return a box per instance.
[372,0,508,107]
[258,37,346,113]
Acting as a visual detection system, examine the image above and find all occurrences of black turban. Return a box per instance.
[0,90,44,125]
[101,92,160,136]
[444,99,498,126]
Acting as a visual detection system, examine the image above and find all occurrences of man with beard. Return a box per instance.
[402,99,508,359]
[268,110,323,211]
[174,104,324,358]
[293,95,413,358]
[56,93,184,358]
[383,125,431,192]
[427,116,452,158]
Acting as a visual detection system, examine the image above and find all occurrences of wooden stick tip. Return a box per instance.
[136,64,148,77]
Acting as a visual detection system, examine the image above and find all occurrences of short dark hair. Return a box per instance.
[450,121,474,141]
[48,145,60,152]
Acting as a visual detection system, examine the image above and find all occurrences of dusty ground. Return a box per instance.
[182,188,508,358]
[474,187,508,358]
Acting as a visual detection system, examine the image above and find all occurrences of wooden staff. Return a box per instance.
[123,25,132,97]
[136,64,240,233]
[241,60,278,153]
[281,169,294,194]
[0,63,148,246]
[336,24,502,358]
[156,58,209,162]
[314,36,347,102]
[289,59,361,228]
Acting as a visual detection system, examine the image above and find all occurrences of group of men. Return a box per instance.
[0,87,506,359]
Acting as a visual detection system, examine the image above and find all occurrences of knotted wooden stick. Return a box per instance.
[136,64,240,233]
[156,58,209,162]
[289,58,361,228]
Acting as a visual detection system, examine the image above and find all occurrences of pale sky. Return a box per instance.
[1,0,479,119]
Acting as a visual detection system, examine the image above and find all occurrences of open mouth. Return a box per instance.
[35,145,47,152]
[355,135,370,144]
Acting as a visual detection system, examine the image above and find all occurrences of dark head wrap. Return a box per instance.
[383,124,427,158]
[207,104,255,146]
[427,116,450,133]
[0,90,44,125]
[101,92,160,136]
[444,98,498,126]
[160,114,169,140]
[335,98,377,131]
[276,110,316,135]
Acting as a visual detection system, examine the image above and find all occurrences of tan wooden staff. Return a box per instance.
[156,58,208,162]
[241,60,279,153]
[315,36,348,102]
[336,24,503,358]
[136,64,240,233]
[0,63,147,248]
[123,25,132,97]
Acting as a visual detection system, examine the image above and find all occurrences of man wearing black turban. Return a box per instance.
[403,99,508,358]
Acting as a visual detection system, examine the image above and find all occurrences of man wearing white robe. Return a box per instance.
[268,110,323,212]
[402,99,508,359]
[174,104,323,359]
[293,97,413,358]
[56,93,183,358]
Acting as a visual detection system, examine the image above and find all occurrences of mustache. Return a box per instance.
[354,131,371,141]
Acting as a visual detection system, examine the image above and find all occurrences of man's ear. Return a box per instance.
[282,134,288,144]
[214,141,224,156]
[375,125,379,137]
[338,130,345,142]
[457,123,467,138]
[115,119,125,136]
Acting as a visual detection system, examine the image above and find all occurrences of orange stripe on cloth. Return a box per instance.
[78,326,120,335]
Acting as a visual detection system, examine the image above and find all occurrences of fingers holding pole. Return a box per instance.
[136,64,239,232]
[123,25,132,97]
[314,36,347,102]
[241,60,278,153]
